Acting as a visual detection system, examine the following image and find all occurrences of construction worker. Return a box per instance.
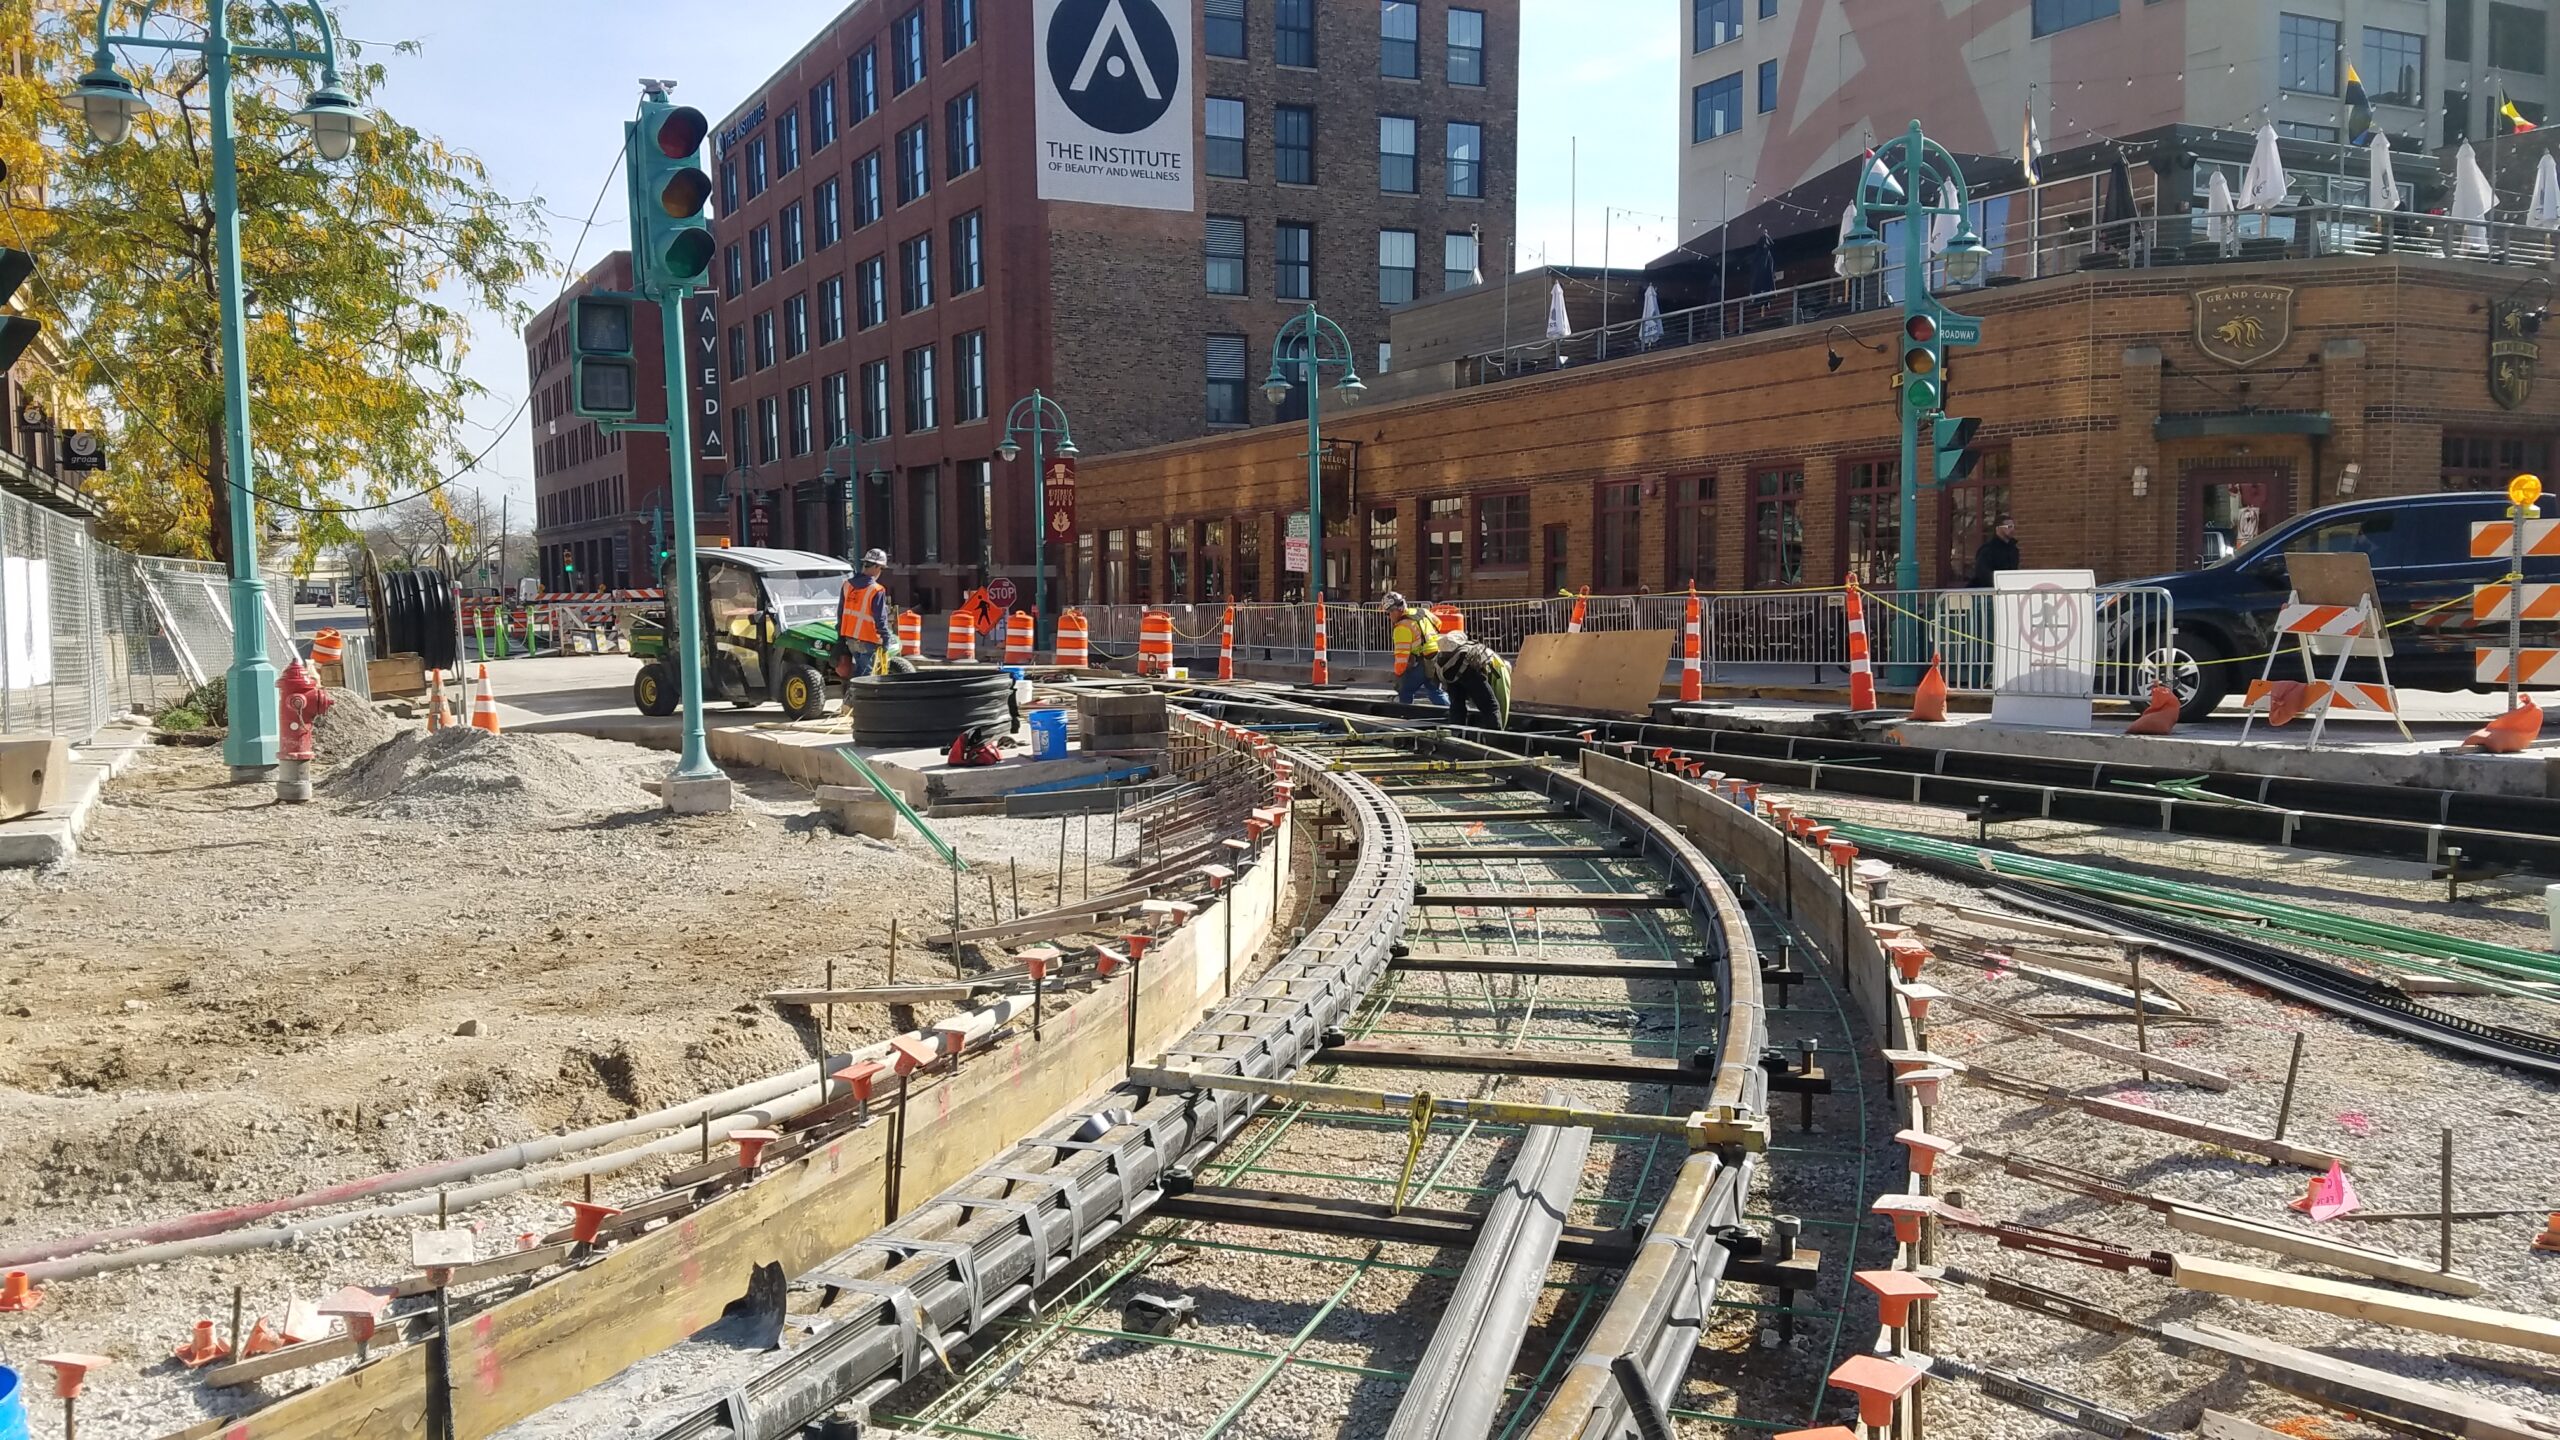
[837,549,900,676]
[1438,635,1511,730]
[1380,591,1447,707]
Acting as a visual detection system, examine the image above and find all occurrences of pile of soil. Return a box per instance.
[322,726,656,825]
[312,687,404,755]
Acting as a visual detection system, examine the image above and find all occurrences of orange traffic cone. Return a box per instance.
[2286,1160,2361,1222]
[1907,655,1948,723]
[469,665,502,735]
[2126,684,2180,736]
[427,672,453,731]
[2460,696,2543,753]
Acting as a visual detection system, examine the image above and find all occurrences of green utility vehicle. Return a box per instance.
[631,548,851,720]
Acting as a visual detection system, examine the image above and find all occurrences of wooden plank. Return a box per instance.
[2170,1254,2560,1355]
[1390,953,1700,981]
[1935,993,2232,1089]
[1962,1066,2344,1170]
[1919,927,2190,1014]
[924,883,1158,947]
[767,983,995,1006]
[1410,890,1683,908]
[1314,1041,1704,1087]
[2161,1321,2560,1440]
[2164,1208,2482,1298]
[2201,1410,2298,1440]
[389,1242,583,1299]
[1511,630,1678,716]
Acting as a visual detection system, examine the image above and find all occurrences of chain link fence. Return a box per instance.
[1,487,205,744]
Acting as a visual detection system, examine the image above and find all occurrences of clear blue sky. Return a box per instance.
[359,0,1672,517]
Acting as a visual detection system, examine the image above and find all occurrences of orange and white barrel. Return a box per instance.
[1681,588,1703,703]
[1566,590,1588,633]
[1843,576,1877,711]
[1312,600,1330,686]
[897,609,923,656]
[1137,610,1174,676]
[1006,610,1035,666]
[1056,610,1090,667]
[946,612,977,662]
[1219,603,1235,681]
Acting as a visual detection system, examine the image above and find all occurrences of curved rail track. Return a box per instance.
[634,701,1852,1440]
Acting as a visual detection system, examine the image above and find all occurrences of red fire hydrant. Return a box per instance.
[275,658,333,803]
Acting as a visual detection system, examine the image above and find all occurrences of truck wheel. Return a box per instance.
[2158,630,2229,724]
[779,663,829,721]
[633,662,679,717]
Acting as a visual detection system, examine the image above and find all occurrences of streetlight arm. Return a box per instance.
[95,0,339,67]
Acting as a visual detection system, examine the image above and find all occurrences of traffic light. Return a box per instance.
[1900,311,1942,412]
[569,295,638,421]
[0,250,41,373]
[1934,416,1982,485]
[630,99,715,295]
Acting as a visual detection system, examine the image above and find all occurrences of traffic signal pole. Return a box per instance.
[658,284,721,791]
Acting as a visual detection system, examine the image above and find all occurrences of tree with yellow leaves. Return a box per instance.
[3,0,543,561]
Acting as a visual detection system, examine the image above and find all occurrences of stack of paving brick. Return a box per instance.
[1075,689,1169,755]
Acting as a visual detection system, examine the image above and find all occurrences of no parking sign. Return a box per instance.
[1991,569,2097,730]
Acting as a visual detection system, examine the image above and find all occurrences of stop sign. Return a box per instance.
[986,577,1019,610]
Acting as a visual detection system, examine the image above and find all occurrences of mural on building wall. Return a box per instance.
[2193,284,2294,368]
[2490,299,2541,411]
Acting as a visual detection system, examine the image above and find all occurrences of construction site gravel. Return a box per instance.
[0,697,1128,1438]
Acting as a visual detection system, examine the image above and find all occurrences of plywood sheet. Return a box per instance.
[1511,630,1677,716]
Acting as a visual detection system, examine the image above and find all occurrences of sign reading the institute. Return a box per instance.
[2491,299,2541,410]
[2194,284,2294,368]
[1034,0,1193,212]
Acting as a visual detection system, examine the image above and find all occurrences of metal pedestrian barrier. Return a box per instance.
[1,488,195,743]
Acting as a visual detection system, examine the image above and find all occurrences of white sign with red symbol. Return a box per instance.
[1284,512,1311,575]
[1991,568,2097,731]
[986,577,1019,610]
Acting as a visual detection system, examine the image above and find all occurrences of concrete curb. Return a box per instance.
[0,720,155,869]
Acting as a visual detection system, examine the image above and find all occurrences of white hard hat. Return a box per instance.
[861,549,889,566]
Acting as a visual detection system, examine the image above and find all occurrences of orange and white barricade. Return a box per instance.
[2478,648,2560,686]
[1680,588,1703,703]
[1056,610,1090,668]
[1005,610,1035,666]
[897,609,922,656]
[2240,592,2411,747]
[1137,610,1174,676]
[946,612,978,662]
[1843,576,1877,711]
[1219,603,1236,681]
[1312,600,1331,685]
[1430,603,1465,644]
[1566,589,1588,633]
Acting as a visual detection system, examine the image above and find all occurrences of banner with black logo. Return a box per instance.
[689,288,726,466]
[1034,0,1192,212]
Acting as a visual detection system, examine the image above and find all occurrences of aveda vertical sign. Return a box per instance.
[688,289,726,467]
[1034,0,1193,211]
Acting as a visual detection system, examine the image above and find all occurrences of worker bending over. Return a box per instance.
[1438,634,1511,730]
[1380,591,1448,706]
[836,548,907,676]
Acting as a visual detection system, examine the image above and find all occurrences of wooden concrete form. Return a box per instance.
[1934,993,2231,1089]
[2170,1254,2560,1355]
[2161,1321,2560,1440]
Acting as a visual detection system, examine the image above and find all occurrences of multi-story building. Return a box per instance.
[1680,0,2556,244]
[703,0,1517,614]
[522,251,728,592]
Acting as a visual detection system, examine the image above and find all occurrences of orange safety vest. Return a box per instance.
[838,576,888,646]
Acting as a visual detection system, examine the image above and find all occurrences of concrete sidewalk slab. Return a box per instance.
[0,721,155,868]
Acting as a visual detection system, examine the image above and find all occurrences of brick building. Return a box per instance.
[700,0,1517,615]
[522,252,728,592]
[1068,248,2560,606]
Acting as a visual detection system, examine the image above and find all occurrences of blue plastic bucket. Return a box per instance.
[1001,665,1027,683]
[0,1364,29,1440]
[1028,708,1069,760]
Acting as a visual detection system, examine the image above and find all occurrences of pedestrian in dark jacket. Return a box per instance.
[1971,515,2020,587]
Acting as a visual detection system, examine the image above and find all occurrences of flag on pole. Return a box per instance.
[2504,96,2540,134]
[2021,96,2043,185]
[1862,147,1904,200]
[2342,62,2374,144]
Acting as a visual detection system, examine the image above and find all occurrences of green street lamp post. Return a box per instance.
[996,390,1078,635]
[73,0,373,780]
[1263,305,1365,601]
[1837,120,1988,599]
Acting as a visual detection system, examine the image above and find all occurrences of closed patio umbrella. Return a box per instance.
[2205,170,2239,250]
[1638,284,1664,346]
[1544,280,1569,340]
[2239,123,2291,212]
[2368,129,2403,212]
[2450,141,2495,255]
[2529,152,2560,229]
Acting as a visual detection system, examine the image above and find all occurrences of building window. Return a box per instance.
[728,324,746,379]
[2363,27,2423,108]
[2443,433,2555,490]
[789,383,814,456]
[1668,474,1715,589]
[1939,450,2011,586]
[946,91,980,177]
[1757,59,1778,114]
[1206,333,1249,426]
[2279,13,2339,95]
[944,0,976,56]
[753,311,776,369]
[1206,214,1248,295]
[1446,121,1482,198]
[1750,468,1804,587]
[1476,492,1529,568]
[854,151,884,227]
[823,371,851,447]
[861,359,891,439]
[950,210,984,293]
[1442,230,1477,290]
[1207,97,1247,178]
[900,232,935,312]
[1448,8,1484,84]
[819,276,845,344]
[812,77,839,149]
[850,45,879,123]
[1277,221,1314,299]
[815,179,843,251]
[2276,120,2337,144]
[1360,508,1395,597]
[1276,105,1316,185]
[1380,115,1417,193]
[1133,527,1156,605]
[2492,2,2548,73]
[758,395,781,464]
[781,202,805,269]
[1694,0,1740,49]
[1760,0,1777,15]
[908,466,941,562]
[721,160,738,214]
[1381,2,1418,78]
[893,6,928,92]
[1208,0,1246,57]
[2448,0,2475,62]
[903,344,938,432]
[746,135,768,197]
[2030,0,2117,37]
[751,224,773,285]
[1379,342,1393,373]
[953,330,987,422]
[897,121,931,204]
[1378,228,1416,304]
[1596,482,1640,590]
[731,406,748,467]
[723,242,743,298]
[857,255,887,328]
[778,108,801,176]
[1276,0,1315,66]
[1843,457,1899,584]
[1692,73,1742,141]
[784,293,809,357]
[1424,496,1465,594]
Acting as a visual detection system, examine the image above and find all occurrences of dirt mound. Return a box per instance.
[313,687,405,754]
[322,726,656,826]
